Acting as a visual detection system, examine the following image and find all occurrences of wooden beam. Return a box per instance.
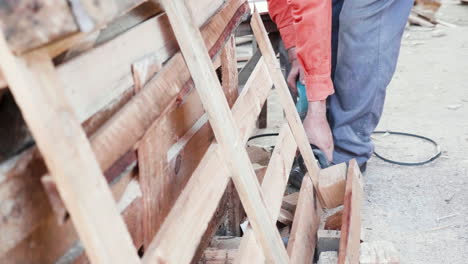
[0,36,140,264]
[319,163,347,208]
[219,36,242,237]
[141,58,273,264]
[0,0,227,56]
[157,0,288,263]
[234,124,297,264]
[250,9,322,201]
[287,175,322,264]
[338,159,363,264]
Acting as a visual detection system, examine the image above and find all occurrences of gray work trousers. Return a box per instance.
[329,0,413,165]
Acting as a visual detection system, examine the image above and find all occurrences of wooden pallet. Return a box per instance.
[0,0,363,263]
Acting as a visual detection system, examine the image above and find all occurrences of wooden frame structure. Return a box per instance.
[0,0,364,263]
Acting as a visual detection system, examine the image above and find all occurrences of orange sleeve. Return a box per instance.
[268,0,334,101]
[267,0,296,49]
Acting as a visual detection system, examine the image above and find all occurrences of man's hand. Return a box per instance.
[286,47,304,97]
[303,100,334,162]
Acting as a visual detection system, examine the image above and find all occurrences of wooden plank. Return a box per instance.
[319,163,347,208]
[0,0,78,54]
[234,124,297,264]
[338,159,363,264]
[0,38,139,264]
[250,9,322,199]
[0,164,143,264]
[56,0,240,124]
[278,208,294,225]
[198,248,237,264]
[141,58,273,264]
[157,0,288,263]
[287,175,322,264]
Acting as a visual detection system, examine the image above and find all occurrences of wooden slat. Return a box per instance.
[219,35,242,237]
[0,42,139,264]
[157,1,288,262]
[141,58,273,264]
[338,159,363,264]
[250,9,322,199]
[319,163,347,208]
[234,124,297,264]
[287,175,322,264]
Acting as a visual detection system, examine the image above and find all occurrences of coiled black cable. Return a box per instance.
[248,130,441,166]
[372,131,441,166]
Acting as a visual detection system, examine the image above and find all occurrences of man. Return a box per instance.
[267,0,413,171]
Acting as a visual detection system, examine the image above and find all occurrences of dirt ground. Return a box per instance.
[250,1,468,263]
[363,2,468,263]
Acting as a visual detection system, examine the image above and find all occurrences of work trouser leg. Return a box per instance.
[328,0,413,166]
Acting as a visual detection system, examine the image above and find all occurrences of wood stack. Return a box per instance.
[0,1,366,263]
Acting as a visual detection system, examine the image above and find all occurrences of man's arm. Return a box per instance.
[267,0,334,161]
[267,0,334,101]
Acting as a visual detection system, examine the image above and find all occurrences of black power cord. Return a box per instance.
[372,130,441,166]
[248,130,442,166]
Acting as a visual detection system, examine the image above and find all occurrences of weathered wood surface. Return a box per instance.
[141,57,273,264]
[338,159,363,264]
[0,40,140,264]
[0,0,225,54]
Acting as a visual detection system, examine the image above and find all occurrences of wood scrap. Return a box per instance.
[198,248,237,264]
[360,241,400,264]
[338,159,363,264]
[324,210,343,230]
[278,208,294,225]
[318,163,347,208]
[281,192,299,215]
